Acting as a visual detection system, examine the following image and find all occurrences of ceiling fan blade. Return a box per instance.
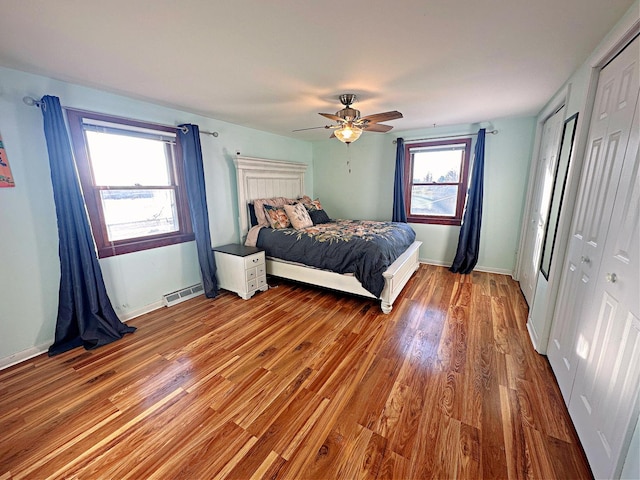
[292,125,330,132]
[359,111,403,124]
[363,123,394,133]
[319,113,343,122]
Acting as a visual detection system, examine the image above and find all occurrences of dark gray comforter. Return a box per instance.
[256,219,416,297]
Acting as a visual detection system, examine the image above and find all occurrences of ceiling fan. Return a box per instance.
[294,94,403,144]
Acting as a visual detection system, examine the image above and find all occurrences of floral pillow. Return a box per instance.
[303,198,323,212]
[264,204,291,229]
[283,203,313,229]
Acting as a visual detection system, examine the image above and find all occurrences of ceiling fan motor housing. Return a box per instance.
[337,107,360,122]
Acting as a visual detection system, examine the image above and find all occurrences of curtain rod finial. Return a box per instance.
[23,96,38,106]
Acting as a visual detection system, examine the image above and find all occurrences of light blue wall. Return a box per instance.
[0,65,535,366]
[312,116,536,274]
[0,66,312,366]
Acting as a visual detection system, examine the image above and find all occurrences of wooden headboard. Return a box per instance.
[234,155,308,238]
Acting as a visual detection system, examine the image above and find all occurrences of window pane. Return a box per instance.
[410,185,459,216]
[86,131,172,186]
[100,189,179,241]
[412,149,462,183]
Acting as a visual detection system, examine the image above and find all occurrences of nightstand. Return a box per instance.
[213,244,268,300]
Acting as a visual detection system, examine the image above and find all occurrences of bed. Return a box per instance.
[234,155,422,313]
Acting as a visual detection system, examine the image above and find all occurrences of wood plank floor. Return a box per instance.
[0,265,592,479]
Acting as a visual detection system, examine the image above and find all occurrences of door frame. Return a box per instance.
[515,88,567,288]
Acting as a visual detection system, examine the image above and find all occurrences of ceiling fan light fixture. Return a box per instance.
[303,94,401,143]
[334,123,363,144]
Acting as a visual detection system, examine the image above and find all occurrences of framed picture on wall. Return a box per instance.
[0,134,15,188]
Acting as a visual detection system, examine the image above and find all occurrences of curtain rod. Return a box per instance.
[22,96,219,137]
[393,129,498,144]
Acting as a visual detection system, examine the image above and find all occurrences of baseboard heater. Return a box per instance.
[163,283,204,307]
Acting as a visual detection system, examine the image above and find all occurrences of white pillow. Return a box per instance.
[284,203,313,229]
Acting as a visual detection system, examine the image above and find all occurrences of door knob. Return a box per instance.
[606,273,617,283]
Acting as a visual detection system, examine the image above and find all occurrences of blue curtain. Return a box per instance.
[178,124,218,298]
[41,96,135,356]
[450,128,486,274]
[392,137,407,222]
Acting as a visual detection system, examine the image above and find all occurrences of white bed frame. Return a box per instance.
[234,155,422,313]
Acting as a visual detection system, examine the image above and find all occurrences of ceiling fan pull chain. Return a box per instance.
[347,143,352,173]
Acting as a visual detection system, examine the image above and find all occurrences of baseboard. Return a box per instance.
[526,319,547,355]
[419,258,514,277]
[0,301,165,371]
[118,300,164,322]
[474,265,515,277]
[0,341,51,371]
[419,258,450,267]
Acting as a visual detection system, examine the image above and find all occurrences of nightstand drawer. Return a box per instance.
[247,267,257,281]
[244,254,264,270]
[247,271,267,291]
[247,265,266,281]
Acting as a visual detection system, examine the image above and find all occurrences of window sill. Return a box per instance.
[406,216,462,226]
[97,232,196,258]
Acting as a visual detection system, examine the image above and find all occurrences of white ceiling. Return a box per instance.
[0,0,635,141]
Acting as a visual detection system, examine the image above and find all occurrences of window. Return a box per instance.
[404,138,472,225]
[66,109,194,258]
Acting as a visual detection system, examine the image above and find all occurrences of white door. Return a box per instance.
[519,107,565,306]
[548,36,639,478]
[548,37,639,401]
[568,86,639,480]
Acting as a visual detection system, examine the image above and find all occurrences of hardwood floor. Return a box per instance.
[0,265,592,479]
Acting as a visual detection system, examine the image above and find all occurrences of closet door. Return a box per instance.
[548,36,639,478]
[568,86,639,480]
[519,107,565,306]
[548,37,639,401]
